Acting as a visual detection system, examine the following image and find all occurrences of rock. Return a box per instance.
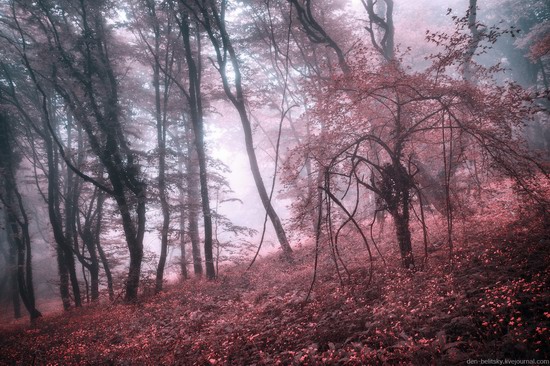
[435,330,447,348]
[443,346,469,364]
[443,341,465,352]
[443,316,476,337]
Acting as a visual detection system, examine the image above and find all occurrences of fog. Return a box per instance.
[1,0,547,318]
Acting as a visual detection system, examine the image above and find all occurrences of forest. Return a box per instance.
[0,0,548,364]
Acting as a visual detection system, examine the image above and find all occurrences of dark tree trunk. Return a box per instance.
[5,186,42,320]
[110,184,145,302]
[44,114,81,308]
[381,161,415,269]
[154,94,171,291]
[147,3,172,293]
[97,239,113,300]
[187,129,203,277]
[7,222,22,319]
[62,114,84,307]
[0,113,41,321]
[176,129,188,280]
[71,126,100,302]
[178,12,215,279]
[15,232,42,320]
[80,227,100,301]
[56,246,71,310]
[235,103,293,260]
[392,210,414,269]
[95,191,114,300]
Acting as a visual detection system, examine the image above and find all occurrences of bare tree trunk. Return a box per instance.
[61,113,83,307]
[97,240,113,300]
[56,246,71,310]
[178,147,188,280]
[6,219,21,319]
[381,160,415,269]
[0,113,42,321]
[179,201,188,280]
[178,12,215,279]
[463,0,481,82]
[44,109,82,308]
[187,139,203,277]
[392,210,414,269]
[152,31,171,293]
[95,191,113,300]
[79,226,100,301]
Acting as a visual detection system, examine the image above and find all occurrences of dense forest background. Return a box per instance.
[0,0,548,363]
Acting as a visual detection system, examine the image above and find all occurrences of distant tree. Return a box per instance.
[488,0,550,154]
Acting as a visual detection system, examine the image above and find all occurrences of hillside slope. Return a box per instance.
[1,214,549,365]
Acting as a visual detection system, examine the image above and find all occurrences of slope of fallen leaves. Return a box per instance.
[0,212,549,365]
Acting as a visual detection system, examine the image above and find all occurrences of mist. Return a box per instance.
[0,3,548,361]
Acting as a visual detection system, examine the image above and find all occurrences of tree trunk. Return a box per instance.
[81,227,100,301]
[178,13,215,279]
[178,150,188,280]
[95,191,114,300]
[393,210,414,269]
[7,220,21,319]
[381,161,415,269]
[56,247,71,310]
[0,113,41,321]
[179,204,188,280]
[109,182,145,302]
[5,189,42,320]
[175,127,189,280]
[61,114,83,307]
[153,50,171,294]
[44,115,81,308]
[198,2,293,259]
[235,103,293,259]
[187,140,203,277]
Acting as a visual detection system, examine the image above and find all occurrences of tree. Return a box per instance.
[44,96,82,308]
[132,0,177,292]
[284,3,549,270]
[0,111,42,321]
[184,0,293,260]
[5,0,148,302]
[175,7,216,278]
[0,59,83,308]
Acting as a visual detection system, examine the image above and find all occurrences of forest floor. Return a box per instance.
[0,211,549,365]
